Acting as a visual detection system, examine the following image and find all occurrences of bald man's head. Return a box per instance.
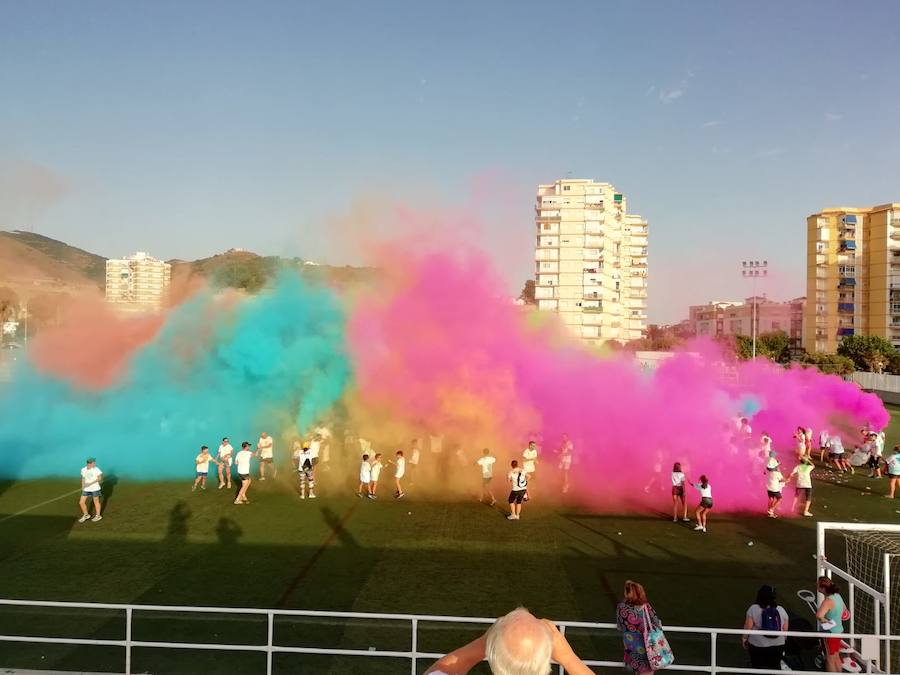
[485,608,552,675]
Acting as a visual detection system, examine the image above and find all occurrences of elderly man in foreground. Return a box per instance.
[425,607,595,675]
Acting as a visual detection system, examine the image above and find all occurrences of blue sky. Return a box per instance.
[1,0,898,322]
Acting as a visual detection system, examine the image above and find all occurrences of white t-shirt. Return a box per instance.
[81,466,102,493]
[509,469,528,491]
[218,443,234,464]
[746,604,789,647]
[196,453,211,473]
[523,447,538,473]
[235,449,253,475]
[885,453,900,475]
[671,471,685,487]
[371,460,384,482]
[694,482,712,499]
[830,436,844,455]
[297,450,313,470]
[819,431,830,448]
[765,470,785,493]
[258,436,274,459]
[477,455,496,478]
[791,464,814,489]
[395,457,406,478]
[359,460,372,483]
[410,447,421,465]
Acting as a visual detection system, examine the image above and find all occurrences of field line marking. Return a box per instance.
[0,488,82,524]
[275,501,360,608]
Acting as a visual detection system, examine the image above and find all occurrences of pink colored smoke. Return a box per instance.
[348,240,888,513]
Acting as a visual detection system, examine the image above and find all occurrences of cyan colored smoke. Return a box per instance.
[0,274,350,480]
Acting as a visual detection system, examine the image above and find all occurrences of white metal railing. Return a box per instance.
[0,598,896,674]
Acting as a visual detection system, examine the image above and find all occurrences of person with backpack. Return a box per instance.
[507,460,528,521]
[742,585,789,669]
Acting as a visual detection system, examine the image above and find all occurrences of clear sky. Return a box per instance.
[1,0,898,322]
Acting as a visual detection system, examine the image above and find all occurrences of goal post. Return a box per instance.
[817,522,900,674]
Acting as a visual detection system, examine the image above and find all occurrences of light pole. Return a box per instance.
[741,260,768,359]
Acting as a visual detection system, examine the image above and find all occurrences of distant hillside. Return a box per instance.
[0,230,106,294]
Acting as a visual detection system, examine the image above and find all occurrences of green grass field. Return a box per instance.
[0,410,898,674]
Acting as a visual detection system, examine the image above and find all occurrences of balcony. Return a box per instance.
[840,240,856,251]
[838,303,854,312]
[837,328,855,337]
[838,278,856,287]
[891,229,900,240]
[582,306,604,313]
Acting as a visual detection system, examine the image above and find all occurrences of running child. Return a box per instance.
[507,459,528,521]
[297,442,316,499]
[671,462,689,522]
[392,450,406,499]
[368,453,384,499]
[787,455,814,517]
[818,429,831,463]
[765,454,785,518]
[866,432,884,478]
[193,445,219,492]
[234,442,254,505]
[522,440,538,498]
[476,448,497,505]
[357,453,371,498]
[217,437,234,489]
[885,445,900,499]
[692,475,713,533]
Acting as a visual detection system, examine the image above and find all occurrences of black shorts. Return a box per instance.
[672,485,684,497]
[699,497,713,509]
[767,490,782,499]
[796,487,812,500]
[508,490,526,504]
[829,453,844,462]
[260,457,273,464]
[239,473,250,481]
[868,456,881,468]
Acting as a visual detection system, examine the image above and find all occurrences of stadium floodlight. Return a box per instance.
[740,260,768,359]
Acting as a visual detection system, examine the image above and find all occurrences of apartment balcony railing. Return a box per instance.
[838,303,855,312]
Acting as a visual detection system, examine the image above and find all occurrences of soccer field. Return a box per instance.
[0,414,897,674]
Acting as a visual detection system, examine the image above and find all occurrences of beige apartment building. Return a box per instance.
[689,297,805,347]
[534,179,648,344]
[105,252,171,310]
[805,203,900,353]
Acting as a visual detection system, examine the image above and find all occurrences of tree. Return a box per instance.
[519,279,535,305]
[0,287,18,322]
[801,352,855,377]
[213,258,278,293]
[837,334,897,373]
[734,331,792,363]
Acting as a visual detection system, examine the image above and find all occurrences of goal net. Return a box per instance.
[818,523,900,673]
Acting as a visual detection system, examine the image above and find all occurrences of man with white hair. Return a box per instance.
[424,607,594,675]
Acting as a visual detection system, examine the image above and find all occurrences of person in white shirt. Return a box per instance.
[765,458,785,518]
[866,432,884,478]
[522,441,538,498]
[217,437,234,490]
[476,448,497,506]
[391,450,406,499]
[78,457,103,523]
[233,442,254,505]
[692,475,713,533]
[297,442,316,499]
[193,445,220,492]
[408,438,421,484]
[818,429,831,463]
[829,434,851,474]
[357,453,371,498]
[257,432,275,480]
[559,435,573,494]
[786,456,814,517]
[671,462,688,522]
[507,460,529,521]
[885,446,900,498]
[368,453,384,499]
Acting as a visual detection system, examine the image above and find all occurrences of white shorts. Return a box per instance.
[395,470,405,479]
[360,474,371,483]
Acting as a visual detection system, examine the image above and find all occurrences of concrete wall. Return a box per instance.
[850,371,900,405]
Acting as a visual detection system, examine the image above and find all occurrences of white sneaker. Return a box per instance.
[260,477,266,481]
[91,515,102,523]
[299,493,306,499]
[218,484,225,490]
[78,514,90,523]
[702,526,707,533]
[309,493,317,499]
[694,524,704,531]
[682,518,691,522]
[507,514,517,520]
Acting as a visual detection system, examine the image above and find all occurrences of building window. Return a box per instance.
[543,224,551,231]
[563,185,570,191]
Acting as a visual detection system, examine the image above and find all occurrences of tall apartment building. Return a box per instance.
[534,179,648,344]
[805,203,900,353]
[105,252,171,310]
[688,297,805,346]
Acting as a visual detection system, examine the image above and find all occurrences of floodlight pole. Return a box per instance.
[741,261,768,359]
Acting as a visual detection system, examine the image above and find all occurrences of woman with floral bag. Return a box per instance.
[616,580,674,672]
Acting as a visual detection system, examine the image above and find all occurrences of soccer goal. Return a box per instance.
[817,522,900,674]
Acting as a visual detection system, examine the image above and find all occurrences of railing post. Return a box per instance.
[411,618,418,675]
[125,607,132,675]
[266,611,274,675]
[558,625,565,675]
[710,631,717,675]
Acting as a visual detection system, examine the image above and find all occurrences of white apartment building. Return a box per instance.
[105,252,171,310]
[534,179,648,344]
